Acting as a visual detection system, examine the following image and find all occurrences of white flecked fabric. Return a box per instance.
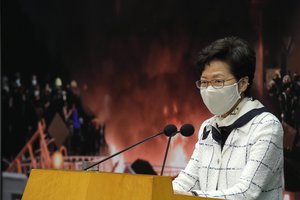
[173,98,284,200]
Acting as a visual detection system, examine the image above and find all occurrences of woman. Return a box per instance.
[173,37,283,200]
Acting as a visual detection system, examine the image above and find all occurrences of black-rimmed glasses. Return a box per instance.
[195,78,236,89]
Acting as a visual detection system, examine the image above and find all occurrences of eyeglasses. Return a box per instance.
[195,78,236,89]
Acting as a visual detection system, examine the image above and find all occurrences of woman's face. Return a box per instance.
[200,60,248,93]
[201,60,237,86]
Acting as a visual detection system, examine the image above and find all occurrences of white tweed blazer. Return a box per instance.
[173,98,284,200]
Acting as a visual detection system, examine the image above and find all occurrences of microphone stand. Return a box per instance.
[160,136,172,176]
[83,132,164,171]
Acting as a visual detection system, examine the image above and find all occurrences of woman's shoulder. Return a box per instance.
[254,110,281,125]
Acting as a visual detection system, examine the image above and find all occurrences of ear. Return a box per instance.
[239,76,249,94]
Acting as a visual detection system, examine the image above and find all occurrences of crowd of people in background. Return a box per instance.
[267,71,300,191]
[267,71,300,138]
[2,73,108,169]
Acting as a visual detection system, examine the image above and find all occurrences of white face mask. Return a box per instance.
[200,82,241,116]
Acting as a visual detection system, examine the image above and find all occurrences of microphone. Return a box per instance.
[163,124,178,137]
[83,124,178,171]
[160,124,195,176]
[180,124,195,137]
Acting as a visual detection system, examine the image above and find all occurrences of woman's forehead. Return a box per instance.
[201,60,232,78]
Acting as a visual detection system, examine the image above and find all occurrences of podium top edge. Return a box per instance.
[30,169,173,179]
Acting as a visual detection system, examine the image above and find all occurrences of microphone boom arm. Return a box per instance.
[83,132,164,171]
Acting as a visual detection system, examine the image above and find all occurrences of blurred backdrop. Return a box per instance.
[2,0,300,198]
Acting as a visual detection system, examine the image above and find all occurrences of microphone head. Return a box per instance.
[180,124,195,137]
[163,124,178,137]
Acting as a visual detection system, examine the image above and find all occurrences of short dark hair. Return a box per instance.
[196,37,256,96]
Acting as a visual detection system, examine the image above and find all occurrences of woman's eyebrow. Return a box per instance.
[201,73,226,79]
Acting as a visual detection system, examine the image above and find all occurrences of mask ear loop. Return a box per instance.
[230,80,245,116]
[236,79,243,95]
[237,78,250,95]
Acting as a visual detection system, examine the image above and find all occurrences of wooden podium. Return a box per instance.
[22,169,217,200]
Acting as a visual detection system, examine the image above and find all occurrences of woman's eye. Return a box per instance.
[214,80,223,84]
